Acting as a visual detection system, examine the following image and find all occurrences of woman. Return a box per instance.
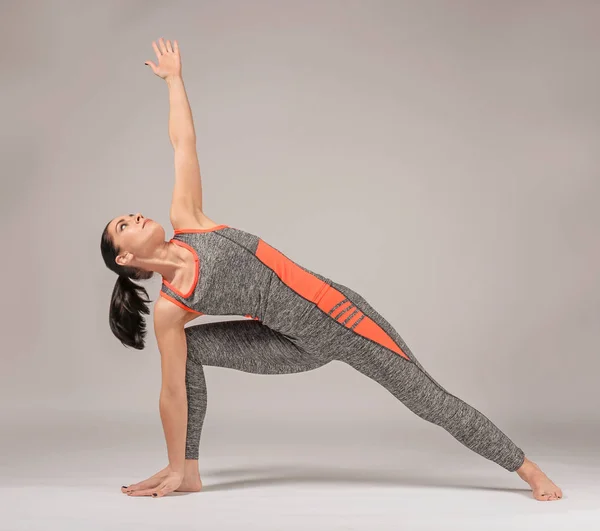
[101,38,562,501]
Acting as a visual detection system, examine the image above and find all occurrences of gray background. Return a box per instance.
[2,1,598,529]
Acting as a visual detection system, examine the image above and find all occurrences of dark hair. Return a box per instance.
[100,220,154,350]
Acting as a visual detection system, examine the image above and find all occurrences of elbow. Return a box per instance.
[160,386,187,404]
[171,133,196,150]
[159,390,187,418]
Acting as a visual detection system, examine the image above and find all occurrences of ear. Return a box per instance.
[115,252,131,268]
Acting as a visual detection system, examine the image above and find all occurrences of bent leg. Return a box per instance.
[327,281,525,472]
[184,319,331,459]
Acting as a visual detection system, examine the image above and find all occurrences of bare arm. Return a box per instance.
[145,38,203,215]
[168,79,203,215]
[146,38,194,146]
[153,297,190,476]
[166,75,195,148]
[120,298,197,498]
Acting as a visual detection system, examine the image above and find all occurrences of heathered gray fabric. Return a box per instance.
[162,226,525,472]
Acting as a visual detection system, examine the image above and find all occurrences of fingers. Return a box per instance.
[121,475,164,493]
[152,41,161,59]
[126,475,181,497]
[128,480,173,497]
[144,60,157,73]
[153,485,172,498]
[121,466,172,494]
[151,38,178,57]
[158,37,168,54]
[128,487,158,497]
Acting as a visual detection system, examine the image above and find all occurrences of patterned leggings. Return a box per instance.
[182,281,526,472]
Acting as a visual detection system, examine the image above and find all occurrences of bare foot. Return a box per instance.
[516,457,562,501]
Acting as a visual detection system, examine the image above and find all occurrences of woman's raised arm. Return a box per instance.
[145,38,203,218]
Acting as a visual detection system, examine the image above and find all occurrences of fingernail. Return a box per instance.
[122,485,127,488]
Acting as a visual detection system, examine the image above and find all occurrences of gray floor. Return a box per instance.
[2,410,596,531]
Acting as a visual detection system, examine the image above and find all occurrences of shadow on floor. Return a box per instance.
[199,464,531,498]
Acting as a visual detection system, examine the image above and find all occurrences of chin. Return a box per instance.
[149,222,166,239]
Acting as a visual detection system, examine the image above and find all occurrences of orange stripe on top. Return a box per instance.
[159,291,203,315]
[255,238,409,360]
[255,239,330,304]
[174,224,229,234]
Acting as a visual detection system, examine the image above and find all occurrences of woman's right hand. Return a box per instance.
[145,38,181,80]
[121,465,170,494]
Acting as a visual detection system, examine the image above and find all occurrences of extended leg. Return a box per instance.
[326,281,525,472]
[339,344,526,471]
[184,319,331,459]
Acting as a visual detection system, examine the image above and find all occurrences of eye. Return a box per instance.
[120,223,126,231]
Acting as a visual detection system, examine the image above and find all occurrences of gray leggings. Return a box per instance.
[183,282,526,472]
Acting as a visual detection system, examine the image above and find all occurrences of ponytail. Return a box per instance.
[109,274,152,350]
[101,221,154,350]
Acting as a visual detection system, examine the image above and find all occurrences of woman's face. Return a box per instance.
[108,212,165,265]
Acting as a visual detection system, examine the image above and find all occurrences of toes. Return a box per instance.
[533,483,563,501]
[535,492,552,501]
[542,493,560,501]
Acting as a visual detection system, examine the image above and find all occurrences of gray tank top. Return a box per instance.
[159,224,333,335]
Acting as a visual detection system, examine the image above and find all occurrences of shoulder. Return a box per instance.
[169,207,221,232]
[154,296,198,329]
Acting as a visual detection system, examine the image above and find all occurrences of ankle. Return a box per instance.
[516,457,537,477]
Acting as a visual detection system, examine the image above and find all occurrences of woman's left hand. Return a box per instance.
[127,470,183,497]
[145,38,182,81]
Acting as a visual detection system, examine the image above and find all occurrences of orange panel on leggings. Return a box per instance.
[255,238,410,360]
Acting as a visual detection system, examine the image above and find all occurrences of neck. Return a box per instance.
[131,240,191,284]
